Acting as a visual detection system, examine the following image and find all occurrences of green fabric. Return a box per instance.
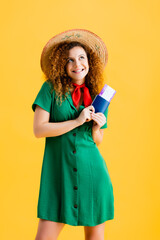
[32,80,114,226]
[100,107,108,129]
[32,80,53,113]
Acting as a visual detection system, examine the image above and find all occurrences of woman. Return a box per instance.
[32,29,114,240]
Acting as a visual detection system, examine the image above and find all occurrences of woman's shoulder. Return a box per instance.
[45,79,53,88]
[41,79,55,94]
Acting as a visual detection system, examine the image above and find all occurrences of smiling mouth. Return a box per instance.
[72,69,84,73]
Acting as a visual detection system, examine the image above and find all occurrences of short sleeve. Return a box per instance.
[100,106,109,129]
[32,81,52,113]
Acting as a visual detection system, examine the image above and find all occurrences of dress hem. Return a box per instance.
[37,214,114,227]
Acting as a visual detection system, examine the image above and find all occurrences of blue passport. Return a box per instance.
[91,84,116,113]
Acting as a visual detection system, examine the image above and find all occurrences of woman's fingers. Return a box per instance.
[92,112,105,119]
[87,105,95,113]
[86,106,94,121]
[91,112,106,126]
[86,112,92,121]
[92,115,103,125]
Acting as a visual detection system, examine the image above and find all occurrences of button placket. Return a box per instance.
[72,129,78,215]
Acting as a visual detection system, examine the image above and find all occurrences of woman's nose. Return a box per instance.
[74,60,81,68]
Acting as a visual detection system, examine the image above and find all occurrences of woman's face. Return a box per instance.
[66,46,89,84]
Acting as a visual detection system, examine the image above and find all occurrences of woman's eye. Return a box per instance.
[67,56,84,63]
[68,59,73,63]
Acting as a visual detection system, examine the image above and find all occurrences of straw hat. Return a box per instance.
[40,29,108,75]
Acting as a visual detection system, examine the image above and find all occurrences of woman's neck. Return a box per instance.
[71,79,85,85]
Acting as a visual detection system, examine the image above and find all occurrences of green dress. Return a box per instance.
[32,80,114,226]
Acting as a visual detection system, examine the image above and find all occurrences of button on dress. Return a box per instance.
[32,80,114,226]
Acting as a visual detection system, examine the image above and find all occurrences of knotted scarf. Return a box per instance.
[71,82,92,107]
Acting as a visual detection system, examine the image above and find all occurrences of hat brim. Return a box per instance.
[41,29,108,75]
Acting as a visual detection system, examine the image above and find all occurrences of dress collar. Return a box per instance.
[66,90,85,112]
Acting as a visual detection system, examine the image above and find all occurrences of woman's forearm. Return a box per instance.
[92,128,103,146]
[34,119,82,138]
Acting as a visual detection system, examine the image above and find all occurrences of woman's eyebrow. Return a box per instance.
[67,54,85,59]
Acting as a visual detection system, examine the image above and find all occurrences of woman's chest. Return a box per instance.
[73,90,84,111]
[49,90,84,122]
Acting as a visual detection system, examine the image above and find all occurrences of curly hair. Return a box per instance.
[43,40,105,106]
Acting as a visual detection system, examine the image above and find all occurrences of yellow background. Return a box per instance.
[1,0,159,239]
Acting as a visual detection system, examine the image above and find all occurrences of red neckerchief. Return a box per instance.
[71,82,92,107]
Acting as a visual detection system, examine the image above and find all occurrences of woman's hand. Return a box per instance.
[91,112,106,131]
[77,105,95,125]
